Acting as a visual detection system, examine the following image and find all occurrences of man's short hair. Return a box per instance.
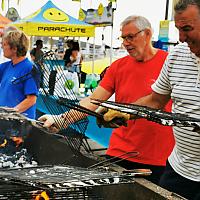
[3,30,29,57]
[35,39,43,46]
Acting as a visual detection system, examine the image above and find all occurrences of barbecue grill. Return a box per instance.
[0,52,187,199]
[0,106,186,200]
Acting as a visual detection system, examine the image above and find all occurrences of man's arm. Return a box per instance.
[14,94,37,113]
[81,86,112,109]
[103,91,171,123]
[39,86,112,129]
[62,86,112,121]
[134,91,171,110]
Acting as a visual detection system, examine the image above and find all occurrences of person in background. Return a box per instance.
[38,15,174,185]
[30,39,44,88]
[30,39,44,66]
[66,41,83,73]
[64,40,84,85]
[0,29,39,119]
[63,39,74,68]
[99,1,200,199]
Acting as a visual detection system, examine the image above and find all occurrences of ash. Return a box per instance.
[0,148,38,169]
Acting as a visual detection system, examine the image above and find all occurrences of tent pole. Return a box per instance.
[8,0,10,10]
[165,0,170,20]
[92,37,95,73]
[110,25,113,64]
[86,37,90,60]
[110,6,116,65]
[50,37,53,50]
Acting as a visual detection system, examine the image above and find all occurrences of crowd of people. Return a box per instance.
[0,0,200,199]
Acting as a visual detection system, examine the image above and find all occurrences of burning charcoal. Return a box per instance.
[2,161,13,168]
[0,148,38,169]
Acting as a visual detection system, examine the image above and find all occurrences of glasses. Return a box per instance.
[120,30,144,43]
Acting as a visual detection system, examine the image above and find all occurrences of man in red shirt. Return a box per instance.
[39,15,174,184]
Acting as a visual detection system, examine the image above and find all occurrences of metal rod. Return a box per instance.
[87,151,139,169]
[165,0,170,20]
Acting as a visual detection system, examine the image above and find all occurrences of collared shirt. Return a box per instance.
[100,49,174,166]
[0,58,38,119]
[152,42,200,181]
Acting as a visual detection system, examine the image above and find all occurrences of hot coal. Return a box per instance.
[0,148,37,169]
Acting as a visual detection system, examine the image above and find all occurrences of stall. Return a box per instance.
[11,0,95,38]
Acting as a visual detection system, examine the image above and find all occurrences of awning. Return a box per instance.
[11,0,95,37]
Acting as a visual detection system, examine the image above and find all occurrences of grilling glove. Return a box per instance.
[96,107,130,128]
[38,114,67,132]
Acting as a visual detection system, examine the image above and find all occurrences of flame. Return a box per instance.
[0,137,24,148]
[11,137,23,147]
[35,191,50,200]
[0,139,7,148]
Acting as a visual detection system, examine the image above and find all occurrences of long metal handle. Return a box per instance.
[91,99,200,131]
[87,151,139,169]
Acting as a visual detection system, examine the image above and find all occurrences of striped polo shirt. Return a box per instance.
[152,42,200,181]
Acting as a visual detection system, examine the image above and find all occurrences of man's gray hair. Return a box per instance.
[174,0,200,12]
[120,15,152,31]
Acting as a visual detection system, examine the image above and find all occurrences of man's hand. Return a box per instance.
[96,107,113,128]
[38,114,64,133]
[38,114,55,127]
[104,109,131,122]
[96,107,130,128]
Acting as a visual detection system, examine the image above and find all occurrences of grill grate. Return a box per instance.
[0,188,103,200]
[0,165,135,199]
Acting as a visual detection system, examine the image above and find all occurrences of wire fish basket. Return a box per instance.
[28,51,90,153]
[39,51,89,135]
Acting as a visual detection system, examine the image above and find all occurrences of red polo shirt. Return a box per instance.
[100,50,174,166]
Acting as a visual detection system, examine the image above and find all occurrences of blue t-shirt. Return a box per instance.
[0,58,39,119]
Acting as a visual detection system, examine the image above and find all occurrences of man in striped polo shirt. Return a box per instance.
[102,0,200,199]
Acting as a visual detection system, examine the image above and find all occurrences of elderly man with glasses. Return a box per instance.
[39,15,174,185]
